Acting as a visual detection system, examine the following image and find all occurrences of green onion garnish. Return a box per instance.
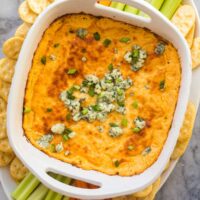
[67,68,77,75]
[93,32,101,41]
[103,39,111,47]
[120,37,131,43]
[41,56,46,65]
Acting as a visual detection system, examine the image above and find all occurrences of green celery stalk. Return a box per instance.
[110,2,117,8]
[44,174,72,200]
[62,197,70,200]
[12,173,40,200]
[110,2,125,10]
[138,0,152,17]
[160,0,182,19]
[151,0,165,9]
[124,5,138,14]
[27,184,49,200]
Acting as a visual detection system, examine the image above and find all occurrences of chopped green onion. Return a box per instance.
[92,104,102,112]
[81,108,88,115]
[23,107,31,114]
[132,101,138,109]
[132,127,141,133]
[41,56,46,65]
[109,123,118,127]
[88,86,95,97]
[114,160,120,167]
[159,80,165,90]
[76,28,88,39]
[62,134,69,141]
[93,32,101,41]
[66,113,71,121]
[128,145,134,151]
[121,118,128,127]
[46,108,52,112]
[53,43,60,48]
[103,39,111,47]
[108,63,113,71]
[67,68,77,75]
[119,37,131,43]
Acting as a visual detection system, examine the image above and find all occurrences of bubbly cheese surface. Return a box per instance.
[23,14,181,176]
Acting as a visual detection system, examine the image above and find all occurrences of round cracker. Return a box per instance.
[113,196,136,200]
[0,58,15,83]
[0,112,7,139]
[27,0,51,14]
[171,5,195,37]
[18,1,38,24]
[171,103,196,160]
[0,80,11,102]
[185,24,195,48]
[15,23,32,38]
[2,37,24,59]
[133,185,153,198]
[0,97,6,114]
[191,37,200,69]
[0,138,13,154]
[140,178,161,200]
[10,157,29,181]
[0,151,15,167]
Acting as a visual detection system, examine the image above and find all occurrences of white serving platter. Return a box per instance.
[0,0,200,199]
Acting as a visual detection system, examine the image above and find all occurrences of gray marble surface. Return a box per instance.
[0,0,200,200]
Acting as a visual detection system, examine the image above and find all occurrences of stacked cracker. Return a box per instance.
[0,1,199,199]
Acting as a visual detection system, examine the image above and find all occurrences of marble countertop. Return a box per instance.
[0,1,200,200]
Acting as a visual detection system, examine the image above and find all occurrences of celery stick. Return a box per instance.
[138,0,151,17]
[45,175,71,200]
[27,184,49,200]
[44,175,64,200]
[110,2,117,8]
[12,173,40,200]
[151,0,165,10]
[114,3,126,10]
[160,0,182,19]
[63,197,69,200]
[110,1,125,10]
[12,173,39,200]
[124,5,138,14]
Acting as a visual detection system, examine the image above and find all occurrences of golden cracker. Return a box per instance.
[2,37,24,59]
[185,24,195,48]
[191,37,200,69]
[0,138,13,154]
[113,196,136,200]
[171,5,195,37]
[27,0,51,14]
[0,58,15,83]
[0,112,7,139]
[0,80,11,102]
[171,103,196,160]
[133,185,153,198]
[140,178,161,200]
[10,157,29,181]
[18,1,38,24]
[15,23,32,38]
[0,151,15,167]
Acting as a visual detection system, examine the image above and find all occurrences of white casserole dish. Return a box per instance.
[7,0,192,199]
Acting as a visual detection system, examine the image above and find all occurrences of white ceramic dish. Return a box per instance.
[3,0,193,199]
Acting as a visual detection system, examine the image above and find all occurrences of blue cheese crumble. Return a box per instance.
[124,45,147,71]
[37,134,53,149]
[51,123,65,134]
[134,117,146,130]
[109,126,123,137]
[55,142,64,152]
[60,68,132,122]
